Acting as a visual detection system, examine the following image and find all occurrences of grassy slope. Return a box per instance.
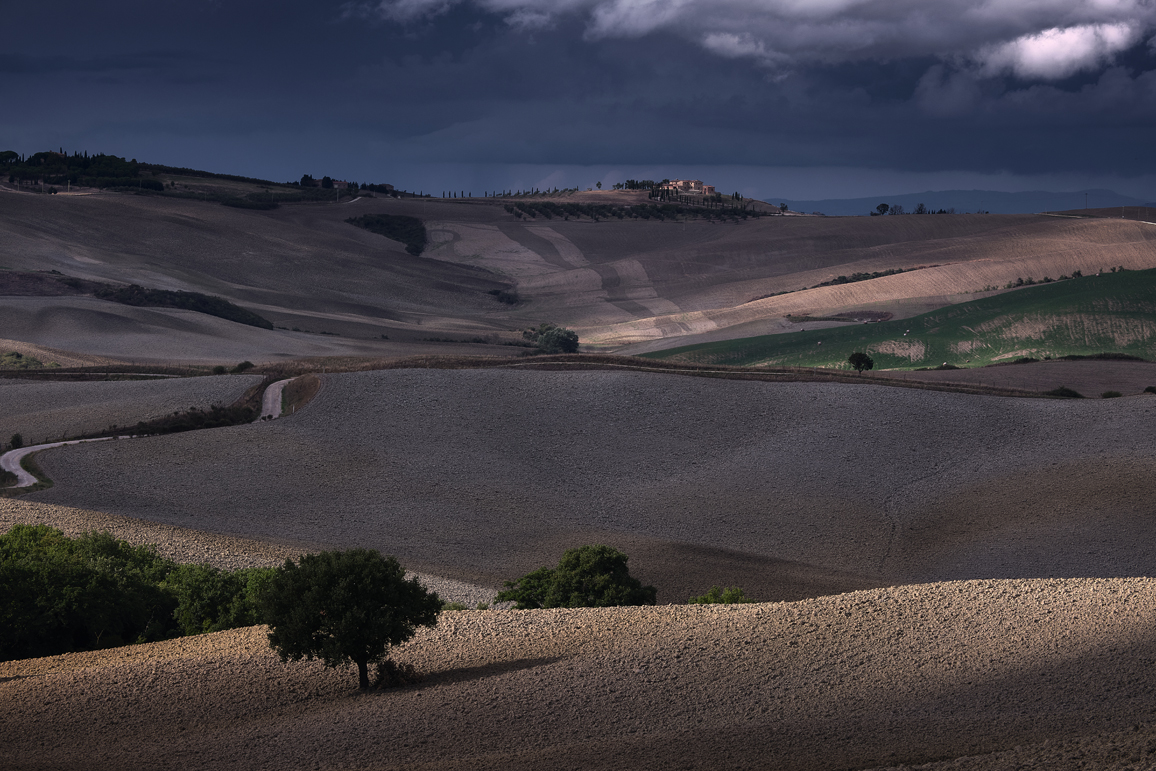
[644,268,1156,369]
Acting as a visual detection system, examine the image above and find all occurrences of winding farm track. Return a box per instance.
[260,377,293,420]
[1,437,122,488]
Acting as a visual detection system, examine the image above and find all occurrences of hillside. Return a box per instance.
[3,579,1155,770]
[643,267,1156,369]
[767,188,1151,216]
[20,369,1156,603]
[3,185,1156,362]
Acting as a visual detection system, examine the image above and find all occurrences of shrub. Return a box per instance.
[1144,386,1156,394]
[212,365,227,375]
[1,351,46,369]
[848,351,874,373]
[162,564,275,635]
[1045,386,1085,398]
[258,549,441,689]
[92,284,273,329]
[1101,391,1123,399]
[346,214,427,256]
[9,433,23,450]
[496,545,657,609]
[231,361,254,373]
[488,289,521,305]
[522,322,579,354]
[688,586,756,604]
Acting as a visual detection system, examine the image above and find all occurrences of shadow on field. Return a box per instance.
[422,656,565,688]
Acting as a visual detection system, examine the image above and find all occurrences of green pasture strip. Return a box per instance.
[644,268,1156,370]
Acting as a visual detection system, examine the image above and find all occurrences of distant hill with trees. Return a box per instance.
[766,189,1152,216]
[0,148,429,208]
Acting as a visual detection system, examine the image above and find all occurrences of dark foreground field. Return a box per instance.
[21,369,1156,603]
[5,367,1156,769]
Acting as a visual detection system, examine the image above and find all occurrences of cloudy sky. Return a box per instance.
[5,0,1156,199]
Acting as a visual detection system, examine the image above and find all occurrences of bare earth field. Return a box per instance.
[0,374,259,443]
[5,189,1156,769]
[0,297,512,365]
[21,369,1156,601]
[3,369,1156,769]
[3,579,1156,771]
[874,359,1156,397]
[3,192,1155,358]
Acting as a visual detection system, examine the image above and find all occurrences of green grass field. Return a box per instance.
[644,268,1156,370]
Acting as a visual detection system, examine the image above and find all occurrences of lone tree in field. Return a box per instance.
[848,351,874,373]
[258,549,441,689]
[496,544,657,609]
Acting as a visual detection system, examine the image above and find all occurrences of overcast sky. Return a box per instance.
[5,0,1156,199]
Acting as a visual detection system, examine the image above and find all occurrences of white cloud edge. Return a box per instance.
[355,0,1156,81]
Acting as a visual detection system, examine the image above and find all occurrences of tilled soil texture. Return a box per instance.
[4,193,1156,356]
[25,369,1156,604]
[1,374,261,445]
[3,578,1156,771]
[0,498,499,607]
[874,359,1156,398]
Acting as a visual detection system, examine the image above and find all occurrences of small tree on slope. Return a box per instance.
[848,351,874,373]
[258,549,441,689]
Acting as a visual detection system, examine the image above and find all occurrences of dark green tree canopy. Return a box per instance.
[522,322,579,354]
[848,351,875,373]
[688,586,756,604]
[0,525,278,662]
[496,545,657,609]
[0,525,176,660]
[258,549,441,689]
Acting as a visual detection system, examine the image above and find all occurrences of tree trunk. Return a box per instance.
[358,660,369,690]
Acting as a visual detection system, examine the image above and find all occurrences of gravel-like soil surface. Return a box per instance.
[25,369,1156,604]
[3,578,1156,770]
[0,374,260,444]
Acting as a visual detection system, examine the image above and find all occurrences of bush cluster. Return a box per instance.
[522,322,579,353]
[0,525,273,661]
[91,284,274,330]
[496,545,656,609]
[346,214,428,256]
[688,586,756,604]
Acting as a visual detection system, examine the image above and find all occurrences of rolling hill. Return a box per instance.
[3,179,1156,362]
[642,267,1156,369]
[767,188,1153,216]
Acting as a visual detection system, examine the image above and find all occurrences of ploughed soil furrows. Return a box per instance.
[3,579,1156,771]
[23,370,1156,604]
[0,374,260,444]
[2,191,1155,360]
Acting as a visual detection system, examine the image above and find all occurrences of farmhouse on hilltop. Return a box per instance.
[659,179,716,196]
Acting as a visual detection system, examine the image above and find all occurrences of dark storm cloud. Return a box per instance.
[3,0,1156,197]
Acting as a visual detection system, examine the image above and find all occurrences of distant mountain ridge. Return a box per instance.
[767,189,1154,216]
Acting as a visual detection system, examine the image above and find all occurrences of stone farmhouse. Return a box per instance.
[659,179,716,196]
